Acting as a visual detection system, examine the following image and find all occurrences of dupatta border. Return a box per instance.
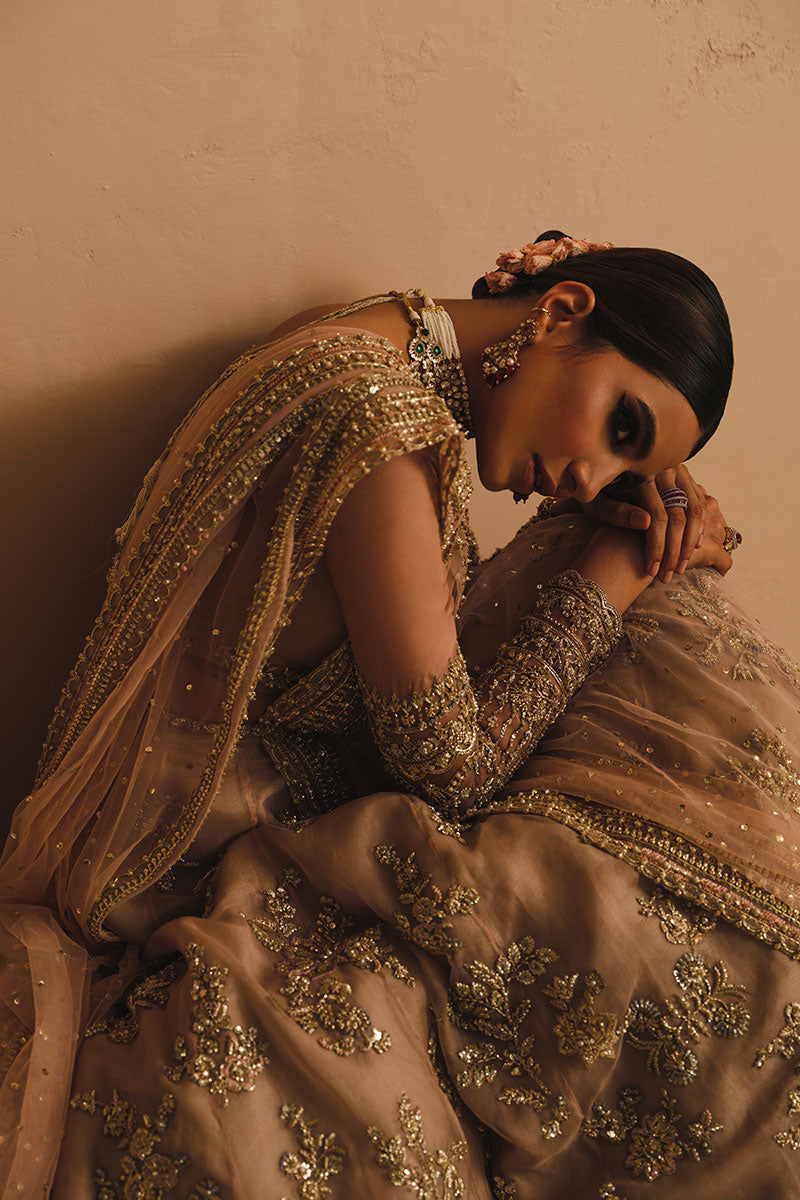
[469,790,800,960]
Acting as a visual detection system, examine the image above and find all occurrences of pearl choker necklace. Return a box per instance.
[395,291,474,438]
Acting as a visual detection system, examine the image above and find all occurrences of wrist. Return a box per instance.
[571,526,652,614]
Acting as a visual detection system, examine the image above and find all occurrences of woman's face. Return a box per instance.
[474,336,703,503]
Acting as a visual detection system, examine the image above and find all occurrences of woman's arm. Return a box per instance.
[325,450,633,815]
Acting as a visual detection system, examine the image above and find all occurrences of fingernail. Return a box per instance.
[662,569,674,583]
[649,561,661,577]
[630,511,648,529]
[678,558,689,573]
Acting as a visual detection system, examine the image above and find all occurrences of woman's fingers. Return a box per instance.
[673,464,705,575]
[586,494,651,530]
[631,478,669,575]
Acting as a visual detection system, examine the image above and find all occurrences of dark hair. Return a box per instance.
[472,230,733,454]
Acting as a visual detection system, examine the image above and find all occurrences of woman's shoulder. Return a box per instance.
[265,295,414,361]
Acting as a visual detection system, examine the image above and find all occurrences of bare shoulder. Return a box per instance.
[265,296,413,360]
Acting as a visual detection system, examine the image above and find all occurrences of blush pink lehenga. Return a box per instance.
[2,305,800,1199]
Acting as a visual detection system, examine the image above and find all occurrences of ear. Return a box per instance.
[538,281,596,341]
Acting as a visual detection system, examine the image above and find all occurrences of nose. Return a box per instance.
[561,460,602,504]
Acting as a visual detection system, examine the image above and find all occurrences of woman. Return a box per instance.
[2,233,798,1198]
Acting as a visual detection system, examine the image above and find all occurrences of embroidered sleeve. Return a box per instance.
[360,569,621,814]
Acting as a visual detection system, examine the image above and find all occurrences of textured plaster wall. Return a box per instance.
[2,0,799,814]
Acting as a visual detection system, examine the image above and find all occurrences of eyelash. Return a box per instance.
[613,397,639,448]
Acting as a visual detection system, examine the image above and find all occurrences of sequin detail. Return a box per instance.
[449,939,571,1138]
[85,959,180,1044]
[373,844,479,956]
[367,1093,466,1198]
[164,943,269,1103]
[69,1088,221,1199]
[636,886,717,947]
[246,869,412,1056]
[278,1102,347,1197]
[473,790,800,958]
[753,1002,800,1148]
[667,573,800,688]
[624,952,749,1085]
[543,969,620,1066]
[362,571,621,814]
[582,1086,721,1182]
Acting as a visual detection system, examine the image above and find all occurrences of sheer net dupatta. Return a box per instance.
[0,323,459,1195]
[459,512,800,957]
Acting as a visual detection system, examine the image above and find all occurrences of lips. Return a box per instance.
[514,455,557,501]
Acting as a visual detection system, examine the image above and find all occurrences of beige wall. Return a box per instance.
[3,0,799,817]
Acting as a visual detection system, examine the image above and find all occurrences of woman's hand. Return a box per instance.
[566,463,716,582]
[679,490,734,576]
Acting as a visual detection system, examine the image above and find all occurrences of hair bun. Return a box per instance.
[535,228,569,242]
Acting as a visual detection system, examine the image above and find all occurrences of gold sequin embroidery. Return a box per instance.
[636,886,717,947]
[85,959,180,1044]
[667,573,800,688]
[362,571,621,814]
[68,331,464,941]
[472,790,800,959]
[754,1001,800,1148]
[582,1086,721,1183]
[449,937,562,1130]
[165,942,269,1103]
[374,844,478,956]
[624,951,749,1085]
[245,869,413,1056]
[543,969,619,1066]
[69,1088,221,1199]
[278,1102,347,1197]
[367,1093,466,1198]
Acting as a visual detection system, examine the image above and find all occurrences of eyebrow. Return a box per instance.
[634,397,657,460]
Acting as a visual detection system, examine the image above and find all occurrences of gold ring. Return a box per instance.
[723,526,742,553]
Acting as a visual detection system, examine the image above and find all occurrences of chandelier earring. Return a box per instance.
[481,306,551,387]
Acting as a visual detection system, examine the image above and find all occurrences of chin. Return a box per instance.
[474,448,508,493]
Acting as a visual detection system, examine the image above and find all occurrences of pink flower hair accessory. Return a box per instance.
[485,235,615,294]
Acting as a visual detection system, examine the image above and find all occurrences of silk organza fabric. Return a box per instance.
[48,524,800,1196]
[0,310,798,1194]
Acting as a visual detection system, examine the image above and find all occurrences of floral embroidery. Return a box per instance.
[85,959,181,1044]
[582,1086,721,1182]
[754,1001,800,1069]
[279,973,391,1056]
[598,1187,627,1200]
[624,951,749,1085]
[667,573,800,688]
[69,1088,221,1199]
[491,1178,518,1198]
[726,727,800,810]
[539,1093,571,1140]
[636,886,717,947]
[164,942,269,1104]
[543,969,619,1066]
[245,869,412,1056]
[374,845,479,956]
[246,869,414,983]
[449,936,563,1132]
[620,609,660,663]
[367,1093,466,1198]
[278,1102,346,1198]
[774,1085,800,1150]
[754,1002,800,1148]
